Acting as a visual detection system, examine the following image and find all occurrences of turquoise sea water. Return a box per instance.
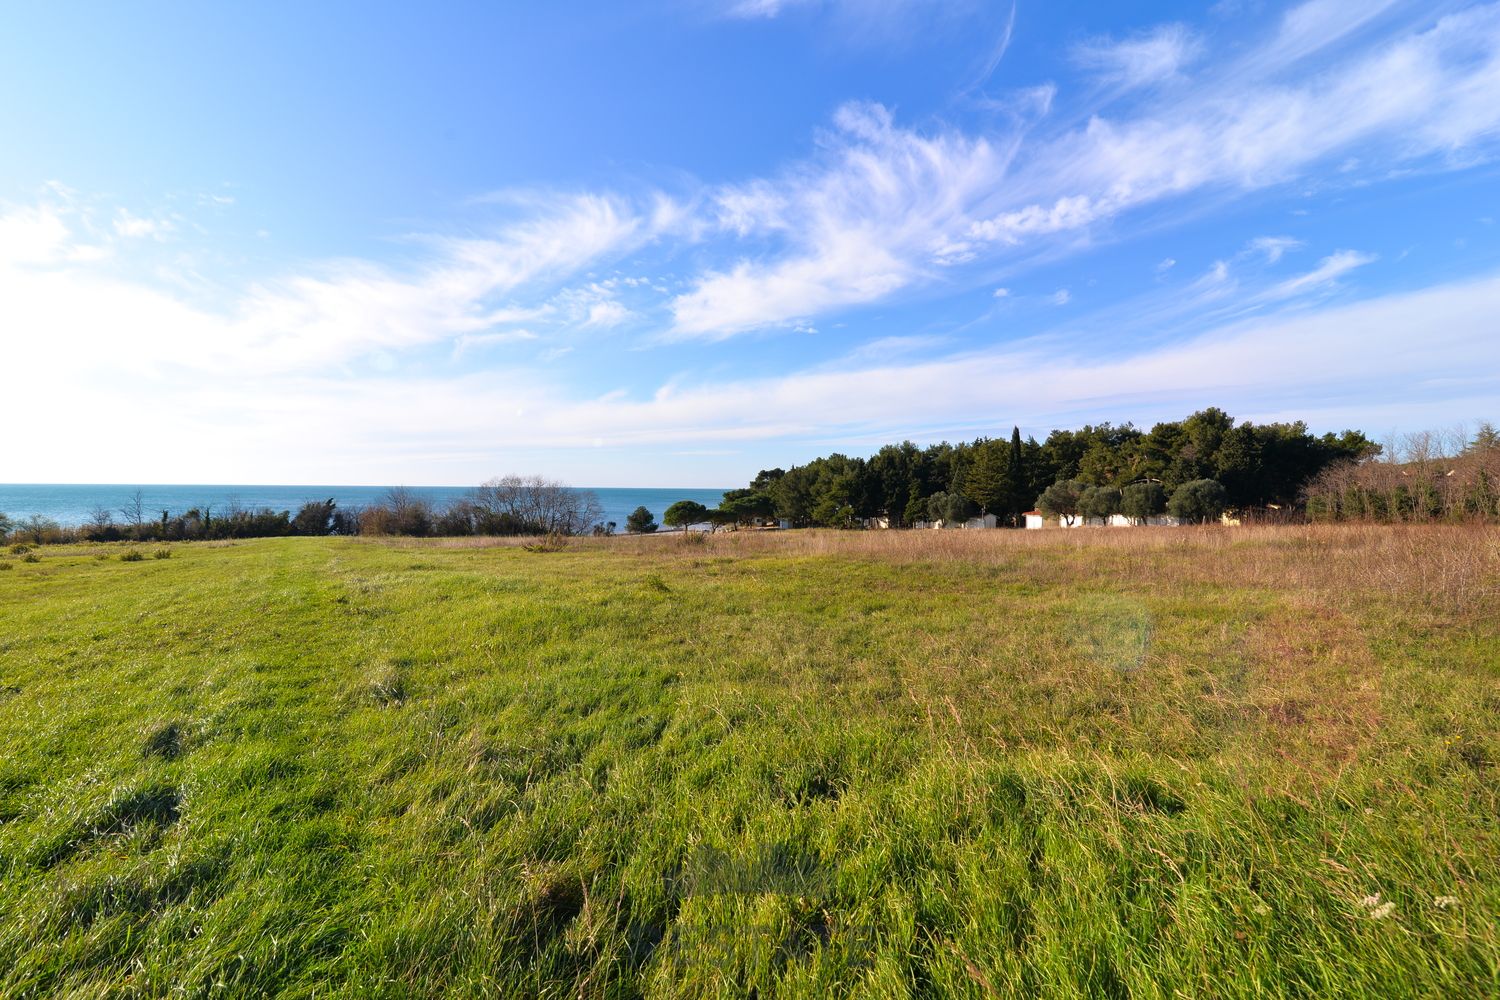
[0,485,731,530]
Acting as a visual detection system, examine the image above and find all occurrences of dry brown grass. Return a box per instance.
[599,522,1500,611]
[374,522,1500,612]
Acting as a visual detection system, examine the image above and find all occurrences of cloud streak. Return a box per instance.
[1072,24,1201,88]
[676,1,1500,339]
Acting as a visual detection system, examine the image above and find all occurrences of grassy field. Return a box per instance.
[0,525,1497,998]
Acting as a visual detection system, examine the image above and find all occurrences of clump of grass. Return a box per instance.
[0,561,11,571]
[362,663,406,707]
[153,548,172,560]
[9,543,30,555]
[142,722,185,760]
[522,532,569,553]
[118,550,145,562]
[20,553,40,564]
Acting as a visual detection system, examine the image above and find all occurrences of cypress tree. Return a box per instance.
[1008,426,1026,524]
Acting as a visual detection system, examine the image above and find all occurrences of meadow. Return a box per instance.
[0,524,1496,998]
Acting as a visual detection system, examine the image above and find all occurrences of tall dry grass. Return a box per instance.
[375,523,1499,613]
[639,524,1496,612]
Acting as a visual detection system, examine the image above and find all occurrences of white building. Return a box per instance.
[920,513,999,529]
[1025,510,1180,528]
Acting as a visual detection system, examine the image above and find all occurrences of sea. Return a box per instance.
[0,484,731,530]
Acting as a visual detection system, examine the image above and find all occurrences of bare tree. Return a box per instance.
[120,489,146,529]
[468,475,603,536]
[87,504,114,536]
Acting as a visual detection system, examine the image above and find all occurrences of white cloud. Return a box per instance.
[723,0,812,17]
[967,5,1500,253]
[993,286,1011,297]
[1262,249,1377,299]
[585,299,633,328]
[1073,24,1202,87]
[1247,235,1304,262]
[834,334,951,365]
[717,0,958,27]
[674,4,1500,339]
[452,329,539,358]
[1156,257,1177,273]
[669,101,1006,339]
[0,191,666,377]
[6,251,1498,482]
[113,209,173,240]
[1271,0,1403,68]
[0,201,108,265]
[1051,288,1072,305]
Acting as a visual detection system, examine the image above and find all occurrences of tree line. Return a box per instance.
[1304,423,1500,522]
[0,476,611,545]
[700,408,1384,530]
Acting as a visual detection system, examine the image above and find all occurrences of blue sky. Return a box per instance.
[2,0,1498,487]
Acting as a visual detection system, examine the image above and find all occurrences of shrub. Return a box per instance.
[119,550,145,562]
[926,491,976,528]
[1037,480,1084,526]
[21,553,41,563]
[522,532,569,553]
[153,548,172,560]
[1078,485,1123,524]
[9,544,30,555]
[292,499,338,535]
[1168,479,1229,524]
[625,506,658,534]
[0,561,10,570]
[1121,482,1167,523]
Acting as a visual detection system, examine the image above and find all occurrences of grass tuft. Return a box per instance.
[142,722,186,760]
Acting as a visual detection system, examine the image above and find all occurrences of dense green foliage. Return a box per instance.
[625,506,659,534]
[1121,481,1167,523]
[1,528,1496,996]
[663,501,709,531]
[727,409,1377,528]
[1167,479,1229,524]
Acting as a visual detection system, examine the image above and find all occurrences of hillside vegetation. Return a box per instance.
[1,526,1497,998]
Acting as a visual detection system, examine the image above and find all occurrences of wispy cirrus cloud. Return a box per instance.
[669,101,1008,339]
[18,2,1500,355]
[670,1,1500,340]
[1247,236,1305,263]
[1262,249,1378,299]
[0,190,674,376]
[1072,24,1202,88]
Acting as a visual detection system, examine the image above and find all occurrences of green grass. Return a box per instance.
[0,526,1497,998]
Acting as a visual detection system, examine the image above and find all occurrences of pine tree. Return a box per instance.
[963,440,1010,517]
